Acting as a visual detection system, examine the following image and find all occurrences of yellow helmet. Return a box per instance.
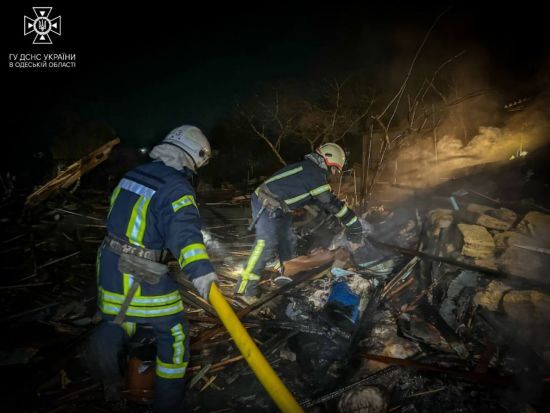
[316,142,346,171]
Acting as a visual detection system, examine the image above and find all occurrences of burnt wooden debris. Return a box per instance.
[1,151,549,413]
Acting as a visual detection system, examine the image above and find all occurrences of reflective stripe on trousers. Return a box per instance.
[98,286,184,318]
[238,239,265,294]
[239,194,295,293]
[88,313,190,413]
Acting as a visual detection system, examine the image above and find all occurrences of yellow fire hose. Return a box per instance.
[208,284,304,413]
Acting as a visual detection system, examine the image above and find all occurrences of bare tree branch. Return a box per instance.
[335,96,375,142]
[376,7,451,130]
[238,103,287,166]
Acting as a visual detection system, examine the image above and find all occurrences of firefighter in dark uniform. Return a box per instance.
[86,125,218,412]
[235,143,363,301]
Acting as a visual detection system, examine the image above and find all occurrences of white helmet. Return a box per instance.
[316,142,346,171]
[163,125,211,170]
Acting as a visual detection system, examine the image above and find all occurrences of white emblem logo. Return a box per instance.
[24,7,61,45]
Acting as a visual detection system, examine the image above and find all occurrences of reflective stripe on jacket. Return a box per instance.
[98,161,213,320]
[257,157,361,231]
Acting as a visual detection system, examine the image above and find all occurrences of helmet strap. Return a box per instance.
[190,170,200,190]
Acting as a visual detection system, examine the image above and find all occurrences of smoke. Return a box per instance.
[366,17,550,190]
[387,91,550,188]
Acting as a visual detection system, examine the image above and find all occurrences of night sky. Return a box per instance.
[5,2,549,177]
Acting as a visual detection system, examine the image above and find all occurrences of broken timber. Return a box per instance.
[25,138,120,208]
[191,264,331,350]
[367,236,550,291]
[359,353,512,385]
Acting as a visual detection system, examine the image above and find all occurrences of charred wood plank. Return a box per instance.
[359,352,512,385]
[25,138,120,208]
[367,236,550,291]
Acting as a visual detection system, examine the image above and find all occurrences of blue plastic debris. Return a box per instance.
[326,280,360,324]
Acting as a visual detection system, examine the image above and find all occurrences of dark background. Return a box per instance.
[5,2,550,185]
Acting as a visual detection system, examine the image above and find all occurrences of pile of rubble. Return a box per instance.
[1,141,548,412]
[423,204,550,362]
[427,205,550,281]
[180,196,549,412]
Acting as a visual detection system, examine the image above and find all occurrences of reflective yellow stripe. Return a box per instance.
[309,184,331,196]
[243,240,265,276]
[171,324,185,365]
[172,195,197,213]
[237,279,248,294]
[99,301,184,318]
[156,357,188,379]
[237,275,261,295]
[122,322,136,337]
[136,197,151,243]
[265,166,303,184]
[335,205,349,218]
[125,195,151,247]
[99,268,183,318]
[239,240,265,294]
[345,216,358,227]
[99,287,181,307]
[284,192,310,205]
[285,184,332,205]
[244,273,261,281]
[123,273,142,297]
[108,185,121,217]
[178,243,209,268]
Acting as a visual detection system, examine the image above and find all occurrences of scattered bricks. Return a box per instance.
[502,290,550,323]
[489,207,517,227]
[427,209,454,238]
[474,214,512,231]
[466,203,517,226]
[493,231,538,253]
[459,203,517,231]
[458,208,509,232]
[498,244,550,281]
[517,212,550,244]
[466,203,493,215]
[473,280,513,311]
[457,224,495,258]
[474,256,499,270]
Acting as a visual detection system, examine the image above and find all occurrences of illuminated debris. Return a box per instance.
[427,209,454,238]
[397,313,454,354]
[502,290,550,324]
[353,242,395,277]
[457,203,517,231]
[493,231,538,252]
[517,212,550,244]
[473,280,514,311]
[282,248,343,278]
[457,224,495,258]
[499,241,550,282]
[25,138,120,208]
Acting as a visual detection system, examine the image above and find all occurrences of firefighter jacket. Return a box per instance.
[256,154,362,233]
[97,161,213,321]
